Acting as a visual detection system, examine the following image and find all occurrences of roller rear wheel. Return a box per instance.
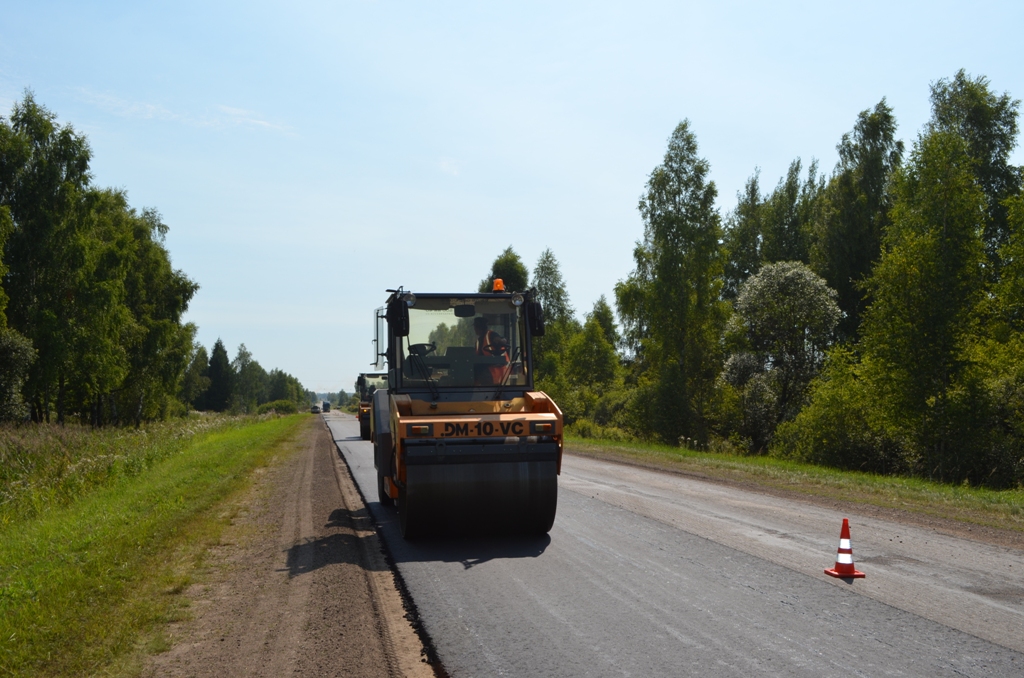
[397,484,423,539]
[377,470,394,507]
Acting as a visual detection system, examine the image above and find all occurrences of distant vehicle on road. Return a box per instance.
[355,372,388,440]
[310,404,322,414]
[322,401,331,412]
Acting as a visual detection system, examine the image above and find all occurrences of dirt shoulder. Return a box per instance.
[145,416,436,677]
[566,444,1024,551]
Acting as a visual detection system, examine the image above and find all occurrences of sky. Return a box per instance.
[2,1,1023,393]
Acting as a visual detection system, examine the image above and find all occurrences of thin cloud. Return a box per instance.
[75,87,292,134]
[438,157,460,176]
[215,104,290,132]
[76,88,183,122]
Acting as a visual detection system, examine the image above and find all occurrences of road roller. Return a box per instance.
[355,372,387,440]
[370,280,563,538]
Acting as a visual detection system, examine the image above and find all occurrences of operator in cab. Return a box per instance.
[474,315,509,384]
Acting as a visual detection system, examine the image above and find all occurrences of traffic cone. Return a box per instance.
[824,518,865,578]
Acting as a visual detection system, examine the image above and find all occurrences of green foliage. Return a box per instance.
[181,344,210,411]
[0,330,35,421]
[778,77,1024,488]
[565,418,634,441]
[616,120,728,445]
[428,318,475,355]
[860,129,988,460]
[256,399,298,415]
[532,248,573,322]
[760,158,822,265]
[232,343,267,413]
[810,99,904,339]
[114,204,198,425]
[0,206,35,420]
[0,205,11,323]
[722,160,823,300]
[205,338,233,412]
[928,69,1022,271]
[773,348,909,473]
[538,312,624,428]
[266,368,306,407]
[588,295,619,348]
[995,194,1024,329]
[564,316,618,387]
[724,261,841,450]
[0,94,306,426]
[1,94,98,422]
[0,94,200,425]
[196,344,306,415]
[722,172,764,301]
[478,245,529,292]
[785,122,1022,486]
[541,72,1024,489]
[530,249,576,378]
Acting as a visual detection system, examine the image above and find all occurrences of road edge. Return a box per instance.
[564,445,1024,551]
[327,422,446,678]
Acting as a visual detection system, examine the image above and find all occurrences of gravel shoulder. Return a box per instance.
[145,414,435,677]
[566,443,1024,551]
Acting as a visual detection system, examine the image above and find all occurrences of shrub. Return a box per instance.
[565,419,634,442]
[772,348,909,475]
[256,399,297,415]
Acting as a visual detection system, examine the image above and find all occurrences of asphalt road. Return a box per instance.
[324,412,1024,677]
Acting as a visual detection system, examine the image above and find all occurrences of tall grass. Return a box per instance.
[0,414,247,527]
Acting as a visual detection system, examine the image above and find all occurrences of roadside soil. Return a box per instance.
[144,416,436,678]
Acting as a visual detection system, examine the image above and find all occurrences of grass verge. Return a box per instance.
[566,436,1024,536]
[0,415,252,527]
[0,414,310,677]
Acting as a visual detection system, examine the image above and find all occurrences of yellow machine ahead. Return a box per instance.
[355,372,387,440]
[371,282,563,538]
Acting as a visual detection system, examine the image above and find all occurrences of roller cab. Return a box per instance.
[370,283,562,538]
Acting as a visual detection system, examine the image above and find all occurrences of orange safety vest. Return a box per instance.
[476,329,509,383]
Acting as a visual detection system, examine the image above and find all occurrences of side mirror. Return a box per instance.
[526,301,545,337]
[387,300,409,337]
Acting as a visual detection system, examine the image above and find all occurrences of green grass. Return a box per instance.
[0,414,309,677]
[566,436,1024,534]
[0,414,251,527]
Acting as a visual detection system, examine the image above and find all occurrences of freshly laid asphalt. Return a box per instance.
[325,413,1023,677]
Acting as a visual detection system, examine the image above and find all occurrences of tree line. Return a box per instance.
[489,70,1024,489]
[0,93,309,424]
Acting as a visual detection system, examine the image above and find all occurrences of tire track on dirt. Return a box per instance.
[146,416,434,677]
[328,428,437,677]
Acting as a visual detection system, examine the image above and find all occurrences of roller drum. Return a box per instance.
[399,456,561,540]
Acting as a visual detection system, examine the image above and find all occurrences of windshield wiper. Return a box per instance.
[492,346,522,401]
[407,341,440,400]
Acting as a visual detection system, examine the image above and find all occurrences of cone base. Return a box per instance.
[825,567,865,578]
